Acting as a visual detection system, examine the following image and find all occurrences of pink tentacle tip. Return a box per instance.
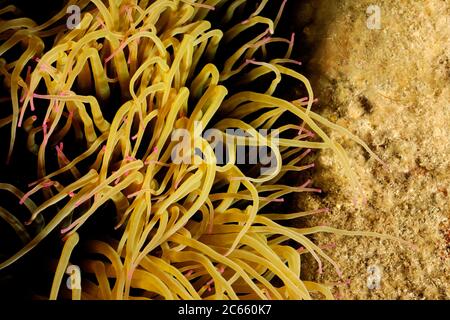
[261,37,272,46]
[263,197,284,203]
[300,179,312,188]
[192,2,215,10]
[127,191,139,199]
[68,191,75,197]
[20,88,27,104]
[153,147,159,153]
[42,181,54,188]
[42,121,48,132]
[244,58,256,66]
[307,163,315,169]
[30,95,35,111]
[297,246,305,253]
[60,225,72,234]
[318,265,323,275]
[105,39,129,64]
[56,142,63,152]
[185,270,193,277]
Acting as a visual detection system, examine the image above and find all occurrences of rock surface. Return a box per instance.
[295,0,450,299]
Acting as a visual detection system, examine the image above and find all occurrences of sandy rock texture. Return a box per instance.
[293,0,450,299]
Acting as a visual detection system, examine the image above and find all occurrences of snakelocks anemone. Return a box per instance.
[0,0,407,300]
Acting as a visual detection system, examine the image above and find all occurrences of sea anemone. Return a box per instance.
[0,0,403,300]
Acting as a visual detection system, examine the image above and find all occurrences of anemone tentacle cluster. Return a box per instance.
[0,0,389,300]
